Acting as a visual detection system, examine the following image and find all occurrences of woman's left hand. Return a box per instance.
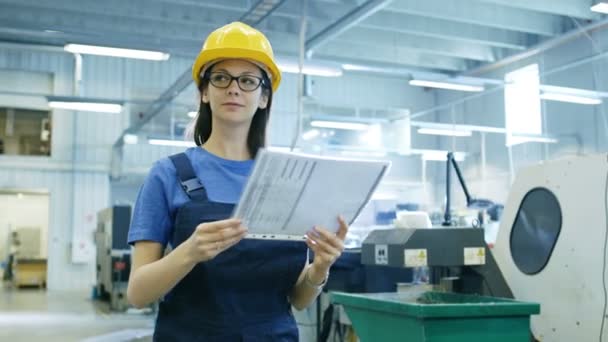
[305,215,349,281]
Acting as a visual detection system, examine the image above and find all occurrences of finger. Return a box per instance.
[313,227,345,251]
[205,225,248,243]
[197,218,242,232]
[305,236,322,255]
[307,232,340,256]
[306,239,333,265]
[336,215,349,240]
[222,228,247,250]
[306,238,336,266]
[218,231,247,252]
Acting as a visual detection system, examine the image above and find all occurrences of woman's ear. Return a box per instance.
[258,91,269,109]
[201,88,209,104]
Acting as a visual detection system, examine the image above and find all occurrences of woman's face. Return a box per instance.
[201,59,269,126]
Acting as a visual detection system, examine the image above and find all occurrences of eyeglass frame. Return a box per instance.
[204,71,267,92]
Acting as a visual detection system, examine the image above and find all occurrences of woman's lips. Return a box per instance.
[222,102,244,107]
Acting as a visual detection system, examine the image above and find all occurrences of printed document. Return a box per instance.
[232,149,391,240]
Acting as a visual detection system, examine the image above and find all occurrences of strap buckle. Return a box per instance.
[181,178,204,193]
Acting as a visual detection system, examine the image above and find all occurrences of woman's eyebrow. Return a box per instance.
[214,68,259,76]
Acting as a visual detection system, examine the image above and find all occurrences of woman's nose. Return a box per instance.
[226,79,240,95]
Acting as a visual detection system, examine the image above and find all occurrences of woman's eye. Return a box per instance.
[241,77,256,85]
[213,74,229,82]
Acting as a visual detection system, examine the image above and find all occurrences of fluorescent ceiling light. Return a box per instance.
[420,150,465,162]
[187,111,197,118]
[49,101,122,113]
[359,124,382,148]
[64,44,170,61]
[508,136,558,145]
[417,128,472,137]
[411,121,506,134]
[341,64,370,71]
[540,92,602,105]
[276,57,342,77]
[302,129,320,140]
[310,120,369,131]
[371,191,397,200]
[278,64,342,77]
[339,150,387,158]
[409,79,484,92]
[148,139,195,147]
[47,96,123,113]
[591,2,608,14]
[123,134,138,145]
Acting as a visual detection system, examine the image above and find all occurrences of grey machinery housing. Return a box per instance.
[361,227,513,298]
[95,205,132,311]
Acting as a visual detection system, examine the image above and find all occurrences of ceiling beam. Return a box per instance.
[464,16,608,76]
[385,0,565,36]
[305,0,393,53]
[0,0,238,33]
[335,27,498,62]
[317,41,468,72]
[0,19,208,54]
[359,11,529,50]
[0,4,500,66]
[475,0,597,20]
[0,0,533,53]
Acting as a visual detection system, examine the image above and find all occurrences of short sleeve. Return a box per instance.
[128,161,174,246]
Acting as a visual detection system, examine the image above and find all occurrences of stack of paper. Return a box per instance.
[233,149,391,240]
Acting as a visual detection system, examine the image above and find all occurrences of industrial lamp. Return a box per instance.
[442,152,494,226]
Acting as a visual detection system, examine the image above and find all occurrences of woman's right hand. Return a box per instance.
[184,218,248,264]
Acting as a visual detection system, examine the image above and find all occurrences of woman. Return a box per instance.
[126,22,348,341]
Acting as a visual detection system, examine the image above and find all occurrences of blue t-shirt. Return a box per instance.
[127,147,254,247]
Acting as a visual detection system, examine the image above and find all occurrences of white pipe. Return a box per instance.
[290,0,307,151]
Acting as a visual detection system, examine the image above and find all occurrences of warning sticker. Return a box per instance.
[464,247,486,265]
[404,249,428,267]
[375,244,388,265]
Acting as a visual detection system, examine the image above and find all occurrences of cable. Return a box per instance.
[600,167,608,342]
[482,273,495,297]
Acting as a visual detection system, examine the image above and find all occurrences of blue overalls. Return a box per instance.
[154,153,308,341]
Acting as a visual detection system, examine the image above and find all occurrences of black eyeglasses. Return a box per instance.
[206,72,265,92]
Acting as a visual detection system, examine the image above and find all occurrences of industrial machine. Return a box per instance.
[352,153,608,341]
[95,205,132,311]
[491,153,608,341]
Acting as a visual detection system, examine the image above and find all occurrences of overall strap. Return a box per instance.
[169,153,207,200]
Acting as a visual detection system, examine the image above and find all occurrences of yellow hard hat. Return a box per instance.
[192,22,281,92]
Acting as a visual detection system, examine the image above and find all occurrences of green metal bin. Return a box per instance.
[331,291,540,342]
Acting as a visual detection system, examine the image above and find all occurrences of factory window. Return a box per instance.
[510,188,562,275]
[0,107,51,156]
[504,64,542,146]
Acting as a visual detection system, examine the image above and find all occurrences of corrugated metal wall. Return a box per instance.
[0,49,199,291]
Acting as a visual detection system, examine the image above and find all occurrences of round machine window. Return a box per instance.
[510,188,562,275]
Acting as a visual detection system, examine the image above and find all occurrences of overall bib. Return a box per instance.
[154,153,307,341]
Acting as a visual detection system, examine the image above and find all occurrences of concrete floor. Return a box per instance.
[0,280,324,342]
[0,282,154,342]
[0,251,322,341]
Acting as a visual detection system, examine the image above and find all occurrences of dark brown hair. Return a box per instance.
[193,64,273,159]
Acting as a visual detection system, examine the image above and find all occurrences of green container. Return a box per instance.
[331,291,540,342]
